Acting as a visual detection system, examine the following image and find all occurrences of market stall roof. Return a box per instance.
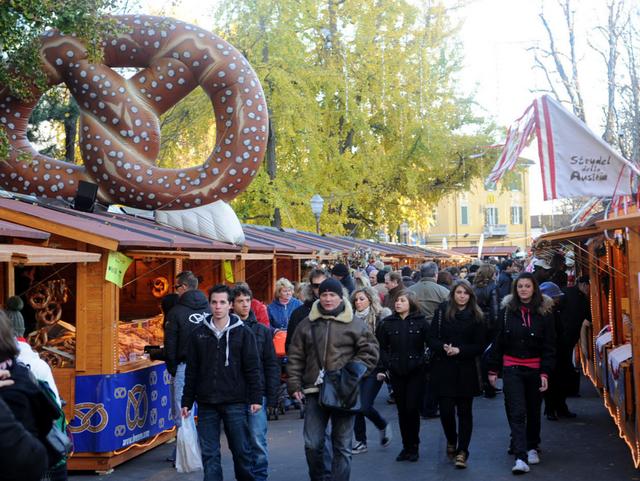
[0,244,101,264]
[0,220,50,240]
[243,225,450,260]
[242,225,317,255]
[0,197,241,252]
[451,246,520,257]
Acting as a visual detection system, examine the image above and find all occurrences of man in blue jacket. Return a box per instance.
[182,284,263,481]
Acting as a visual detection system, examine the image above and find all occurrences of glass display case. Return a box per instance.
[117,314,164,365]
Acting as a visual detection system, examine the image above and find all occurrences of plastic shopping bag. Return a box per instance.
[175,415,203,473]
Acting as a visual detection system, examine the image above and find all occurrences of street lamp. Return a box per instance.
[310,194,324,234]
[399,222,409,244]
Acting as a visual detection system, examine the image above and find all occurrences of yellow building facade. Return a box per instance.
[425,167,531,251]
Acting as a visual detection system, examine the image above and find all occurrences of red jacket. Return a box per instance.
[252,299,270,327]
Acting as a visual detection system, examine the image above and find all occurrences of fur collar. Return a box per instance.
[309,298,353,323]
[500,294,554,315]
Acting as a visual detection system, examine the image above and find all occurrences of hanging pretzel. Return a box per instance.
[28,285,52,310]
[151,276,170,298]
[35,302,63,325]
[0,15,268,210]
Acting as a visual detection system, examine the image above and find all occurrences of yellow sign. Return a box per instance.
[105,251,133,288]
[224,260,235,283]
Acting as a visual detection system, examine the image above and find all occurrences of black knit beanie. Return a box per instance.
[318,278,343,297]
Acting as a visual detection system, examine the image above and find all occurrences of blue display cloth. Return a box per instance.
[69,363,175,452]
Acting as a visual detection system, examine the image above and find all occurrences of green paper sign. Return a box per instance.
[105,251,133,288]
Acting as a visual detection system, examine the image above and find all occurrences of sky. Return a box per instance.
[134,0,612,215]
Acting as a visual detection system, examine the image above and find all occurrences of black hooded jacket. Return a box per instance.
[164,289,211,376]
[182,313,263,408]
[242,311,281,407]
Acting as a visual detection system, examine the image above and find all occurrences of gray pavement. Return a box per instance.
[70,379,640,480]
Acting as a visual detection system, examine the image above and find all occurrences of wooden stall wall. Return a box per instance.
[120,259,175,321]
[245,259,273,304]
[183,259,222,292]
[276,257,300,284]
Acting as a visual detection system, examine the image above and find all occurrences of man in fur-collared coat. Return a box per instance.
[287,278,379,481]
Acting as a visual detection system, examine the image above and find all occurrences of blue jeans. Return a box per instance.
[247,398,268,481]
[303,394,354,481]
[197,403,254,481]
[171,363,194,429]
[354,375,387,443]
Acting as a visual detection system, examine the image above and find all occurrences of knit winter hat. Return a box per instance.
[318,278,344,297]
[5,296,25,337]
[331,263,350,278]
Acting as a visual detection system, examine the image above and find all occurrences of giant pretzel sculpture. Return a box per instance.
[0,15,268,210]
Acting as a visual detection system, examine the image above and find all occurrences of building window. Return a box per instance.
[485,207,499,225]
[511,206,523,225]
[460,205,469,225]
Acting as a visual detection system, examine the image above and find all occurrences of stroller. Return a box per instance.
[268,329,304,420]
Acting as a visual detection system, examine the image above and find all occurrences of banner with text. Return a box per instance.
[488,95,639,200]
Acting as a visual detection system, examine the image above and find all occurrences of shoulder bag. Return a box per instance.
[310,323,361,413]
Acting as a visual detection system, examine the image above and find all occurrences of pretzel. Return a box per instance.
[0,15,268,210]
[35,302,63,325]
[151,276,169,298]
[27,328,49,350]
[29,285,52,310]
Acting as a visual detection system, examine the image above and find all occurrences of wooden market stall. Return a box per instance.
[0,196,247,472]
[535,208,640,467]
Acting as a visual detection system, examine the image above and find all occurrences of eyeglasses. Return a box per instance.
[174,284,184,290]
[311,283,321,288]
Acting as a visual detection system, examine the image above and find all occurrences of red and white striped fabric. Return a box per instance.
[487,104,536,184]
[488,95,639,200]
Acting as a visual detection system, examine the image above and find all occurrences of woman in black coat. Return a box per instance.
[376,289,429,463]
[429,280,485,469]
[487,272,556,475]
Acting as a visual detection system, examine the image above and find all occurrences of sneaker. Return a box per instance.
[396,449,410,462]
[455,453,467,469]
[446,443,456,458]
[527,449,540,465]
[512,459,530,474]
[380,424,392,447]
[352,441,368,454]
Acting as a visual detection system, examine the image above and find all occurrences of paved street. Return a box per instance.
[70,379,640,480]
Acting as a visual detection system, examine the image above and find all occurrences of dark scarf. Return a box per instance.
[317,301,346,318]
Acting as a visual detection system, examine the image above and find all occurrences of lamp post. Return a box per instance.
[310,194,324,234]
[399,222,409,244]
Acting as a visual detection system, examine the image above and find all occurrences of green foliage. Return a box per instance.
[159,0,498,237]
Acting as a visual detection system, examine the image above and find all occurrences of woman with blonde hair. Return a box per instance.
[267,278,303,330]
[351,287,392,454]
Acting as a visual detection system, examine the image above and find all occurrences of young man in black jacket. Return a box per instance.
[231,285,280,481]
[182,284,263,481]
[163,271,210,456]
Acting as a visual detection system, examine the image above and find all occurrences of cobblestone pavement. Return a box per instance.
[70,379,640,481]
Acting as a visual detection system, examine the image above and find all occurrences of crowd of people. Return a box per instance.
[0,254,590,481]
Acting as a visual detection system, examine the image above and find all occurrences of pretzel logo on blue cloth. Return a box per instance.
[126,384,148,430]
